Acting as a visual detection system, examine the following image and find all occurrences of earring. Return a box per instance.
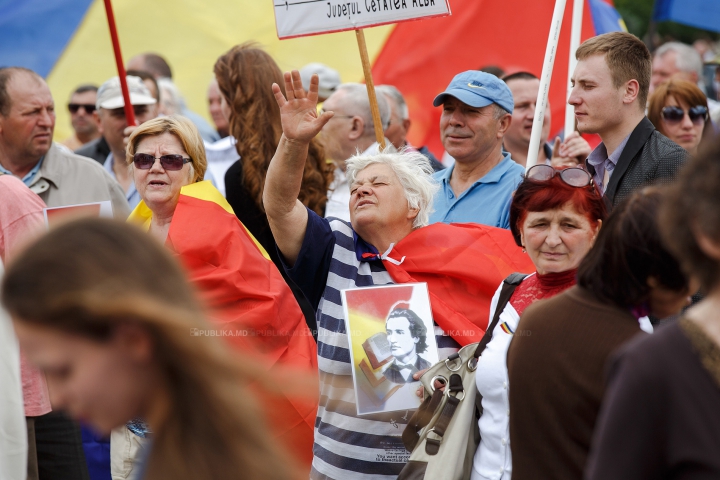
[521,246,526,253]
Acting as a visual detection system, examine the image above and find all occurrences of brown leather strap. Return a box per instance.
[402,389,444,452]
[425,394,461,456]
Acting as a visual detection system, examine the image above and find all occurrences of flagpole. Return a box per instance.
[102,0,136,126]
[355,29,386,150]
[526,0,568,170]
[564,0,584,139]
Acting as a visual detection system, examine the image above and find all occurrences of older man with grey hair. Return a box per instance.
[650,42,704,94]
[650,41,720,120]
[320,82,392,221]
[377,84,445,172]
[264,70,534,480]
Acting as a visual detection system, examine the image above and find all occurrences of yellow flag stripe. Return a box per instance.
[127,181,271,261]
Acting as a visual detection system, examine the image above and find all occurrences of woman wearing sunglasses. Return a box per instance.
[647,79,709,157]
[470,164,606,480]
[125,115,318,469]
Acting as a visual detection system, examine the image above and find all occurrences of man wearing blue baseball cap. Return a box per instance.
[429,70,524,229]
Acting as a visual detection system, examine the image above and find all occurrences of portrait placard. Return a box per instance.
[44,201,113,229]
[273,0,451,39]
[341,283,438,415]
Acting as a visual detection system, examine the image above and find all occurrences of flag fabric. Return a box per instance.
[381,222,535,346]
[372,0,625,158]
[128,181,318,466]
[653,0,720,34]
[4,0,623,147]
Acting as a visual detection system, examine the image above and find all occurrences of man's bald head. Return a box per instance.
[126,53,173,80]
[0,67,45,116]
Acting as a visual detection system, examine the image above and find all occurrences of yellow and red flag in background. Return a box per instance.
[3,0,624,154]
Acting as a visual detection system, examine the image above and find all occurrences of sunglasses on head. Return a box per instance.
[661,105,708,125]
[68,103,96,114]
[132,153,192,171]
[526,164,594,188]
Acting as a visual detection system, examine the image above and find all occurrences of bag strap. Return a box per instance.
[472,272,528,360]
[402,388,444,452]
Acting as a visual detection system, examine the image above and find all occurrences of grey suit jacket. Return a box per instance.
[28,144,130,219]
[587,117,687,209]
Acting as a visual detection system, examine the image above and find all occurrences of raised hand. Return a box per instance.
[550,132,592,169]
[272,70,334,143]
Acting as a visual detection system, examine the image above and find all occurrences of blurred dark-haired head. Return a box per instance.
[660,137,720,294]
[578,188,689,310]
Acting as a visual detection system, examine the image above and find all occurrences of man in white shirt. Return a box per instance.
[320,83,391,221]
[94,75,158,209]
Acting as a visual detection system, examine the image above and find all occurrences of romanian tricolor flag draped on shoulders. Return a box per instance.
[129,181,319,465]
[3,0,624,157]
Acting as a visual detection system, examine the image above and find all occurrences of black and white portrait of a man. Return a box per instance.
[383,308,432,384]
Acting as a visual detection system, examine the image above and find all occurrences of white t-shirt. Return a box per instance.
[204,136,239,197]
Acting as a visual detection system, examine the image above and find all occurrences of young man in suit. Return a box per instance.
[568,32,687,209]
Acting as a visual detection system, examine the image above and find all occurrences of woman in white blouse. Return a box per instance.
[471,165,606,480]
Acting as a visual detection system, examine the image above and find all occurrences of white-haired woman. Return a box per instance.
[264,71,533,479]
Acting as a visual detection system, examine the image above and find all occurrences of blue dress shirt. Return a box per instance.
[586,134,630,194]
[0,157,44,186]
[429,153,525,229]
[104,153,142,209]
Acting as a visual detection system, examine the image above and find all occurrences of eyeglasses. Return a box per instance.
[526,164,593,188]
[661,105,708,125]
[132,153,192,171]
[68,103,96,114]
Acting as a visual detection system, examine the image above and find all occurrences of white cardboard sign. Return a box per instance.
[274,0,451,39]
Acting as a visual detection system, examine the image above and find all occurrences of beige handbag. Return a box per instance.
[398,273,527,480]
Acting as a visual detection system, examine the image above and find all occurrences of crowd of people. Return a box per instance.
[1,29,720,480]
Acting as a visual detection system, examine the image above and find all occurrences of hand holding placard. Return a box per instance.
[272,71,334,143]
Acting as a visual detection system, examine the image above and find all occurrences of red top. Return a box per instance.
[510,269,578,316]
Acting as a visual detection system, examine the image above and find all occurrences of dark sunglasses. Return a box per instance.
[132,153,192,171]
[661,105,708,125]
[526,164,593,188]
[68,103,96,114]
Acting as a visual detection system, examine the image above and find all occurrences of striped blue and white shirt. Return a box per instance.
[284,209,460,480]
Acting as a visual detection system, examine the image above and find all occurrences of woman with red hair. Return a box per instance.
[471,165,606,480]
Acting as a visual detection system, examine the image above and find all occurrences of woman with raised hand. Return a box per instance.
[471,165,606,480]
[264,70,533,479]
[1,218,298,480]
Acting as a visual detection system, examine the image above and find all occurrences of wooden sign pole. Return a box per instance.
[355,29,387,150]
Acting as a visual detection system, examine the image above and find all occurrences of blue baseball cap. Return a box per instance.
[433,71,514,113]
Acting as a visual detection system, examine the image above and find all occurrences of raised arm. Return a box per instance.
[263,71,333,266]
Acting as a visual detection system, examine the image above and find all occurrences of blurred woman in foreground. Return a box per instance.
[1,219,294,480]
[586,139,720,479]
[647,79,709,157]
